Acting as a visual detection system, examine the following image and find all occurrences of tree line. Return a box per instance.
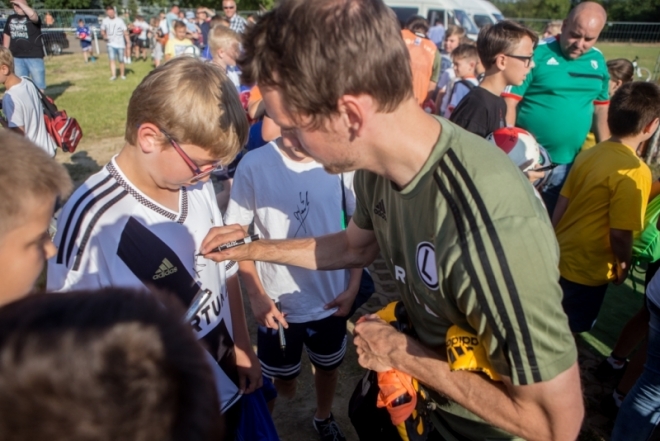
[493,0,660,22]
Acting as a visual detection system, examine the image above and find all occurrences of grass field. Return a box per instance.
[597,42,659,79]
[45,53,153,140]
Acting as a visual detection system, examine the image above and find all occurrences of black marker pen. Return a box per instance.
[197,234,260,256]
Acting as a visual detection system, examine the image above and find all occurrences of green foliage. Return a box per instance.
[493,0,570,19]
[127,0,138,19]
[174,0,271,11]
[603,0,660,22]
[495,0,660,21]
[43,0,91,8]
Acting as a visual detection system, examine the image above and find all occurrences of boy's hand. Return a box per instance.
[200,224,251,262]
[249,292,288,329]
[520,159,545,184]
[613,261,629,285]
[234,345,263,394]
[325,285,359,317]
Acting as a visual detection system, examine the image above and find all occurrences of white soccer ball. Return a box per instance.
[487,127,541,172]
[181,45,200,58]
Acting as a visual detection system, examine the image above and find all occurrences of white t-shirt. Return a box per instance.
[3,78,56,157]
[158,18,168,36]
[224,141,356,323]
[101,17,127,48]
[47,157,241,412]
[133,20,150,40]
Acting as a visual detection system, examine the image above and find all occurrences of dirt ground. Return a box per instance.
[57,138,648,441]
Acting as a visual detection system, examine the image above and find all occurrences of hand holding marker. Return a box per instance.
[197,234,260,256]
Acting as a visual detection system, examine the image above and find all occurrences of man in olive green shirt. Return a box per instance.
[201,0,583,439]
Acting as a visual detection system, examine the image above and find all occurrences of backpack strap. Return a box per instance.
[446,80,476,112]
[22,76,58,118]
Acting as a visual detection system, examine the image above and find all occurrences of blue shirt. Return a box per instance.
[428,24,445,48]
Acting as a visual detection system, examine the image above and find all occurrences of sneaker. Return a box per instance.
[593,358,628,382]
[313,414,346,441]
[109,76,117,81]
[120,76,126,80]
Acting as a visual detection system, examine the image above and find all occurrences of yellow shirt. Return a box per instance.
[556,141,652,286]
[581,132,597,151]
[164,37,193,58]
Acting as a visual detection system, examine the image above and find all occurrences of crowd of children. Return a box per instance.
[1,0,660,440]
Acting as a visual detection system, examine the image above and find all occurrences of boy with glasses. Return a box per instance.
[47,57,259,439]
[450,21,537,138]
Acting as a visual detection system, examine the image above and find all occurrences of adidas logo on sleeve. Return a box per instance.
[153,258,178,280]
[374,199,387,221]
[547,57,559,66]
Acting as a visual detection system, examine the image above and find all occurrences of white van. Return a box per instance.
[463,0,505,28]
[384,0,480,40]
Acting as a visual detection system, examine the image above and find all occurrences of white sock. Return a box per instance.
[607,355,626,369]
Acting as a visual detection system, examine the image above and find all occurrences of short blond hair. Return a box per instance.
[0,131,72,236]
[208,25,240,56]
[125,57,248,165]
[0,47,14,74]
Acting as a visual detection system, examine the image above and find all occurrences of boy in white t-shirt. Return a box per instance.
[131,15,151,61]
[224,136,362,441]
[47,57,257,439]
[100,5,129,80]
[0,47,57,157]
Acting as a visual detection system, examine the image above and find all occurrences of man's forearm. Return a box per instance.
[248,229,378,270]
[610,228,633,269]
[17,3,38,22]
[594,104,611,142]
[390,334,583,441]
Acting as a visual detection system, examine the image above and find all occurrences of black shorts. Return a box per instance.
[135,38,149,48]
[257,314,347,381]
[560,277,609,333]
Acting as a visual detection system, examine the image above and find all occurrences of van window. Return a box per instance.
[473,14,495,28]
[427,10,446,27]
[493,13,504,22]
[453,9,479,35]
[389,7,419,27]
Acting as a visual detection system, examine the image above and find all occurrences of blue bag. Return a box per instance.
[236,376,280,441]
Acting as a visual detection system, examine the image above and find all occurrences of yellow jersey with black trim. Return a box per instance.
[352,117,576,441]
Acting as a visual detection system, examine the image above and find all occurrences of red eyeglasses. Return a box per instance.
[160,129,223,182]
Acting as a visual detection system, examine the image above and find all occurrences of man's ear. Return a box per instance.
[337,95,372,140]
[135,123,164,153]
